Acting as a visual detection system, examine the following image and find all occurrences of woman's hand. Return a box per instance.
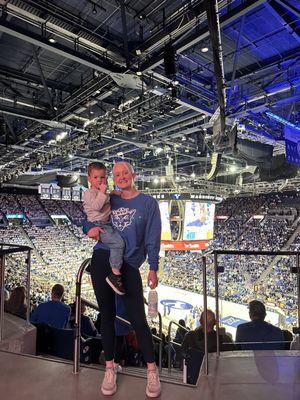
[87,226,105,241]
[110,189,122,197]
[148,270,158,289]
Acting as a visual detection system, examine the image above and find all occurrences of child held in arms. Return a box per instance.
[83,162,125,295]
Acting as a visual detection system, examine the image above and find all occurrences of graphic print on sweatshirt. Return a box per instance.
[111,207,136,231]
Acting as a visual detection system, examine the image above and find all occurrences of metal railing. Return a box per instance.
[81,297,164,372]
[201,249,300,375]
[73,258,164,374]
[0,243,33,341]
[167,320,189,374]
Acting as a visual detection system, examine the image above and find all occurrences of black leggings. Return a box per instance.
[89,249,154,363]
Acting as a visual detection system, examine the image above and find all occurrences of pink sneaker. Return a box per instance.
[146,368,161,398]
[101,367,117,396]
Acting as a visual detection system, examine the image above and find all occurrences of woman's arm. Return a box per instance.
[145,198,162,288]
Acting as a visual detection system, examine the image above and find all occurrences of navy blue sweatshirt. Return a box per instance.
[83,193,161,270]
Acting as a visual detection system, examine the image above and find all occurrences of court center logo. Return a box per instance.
[111,207,136,231]
[160,299,193,311]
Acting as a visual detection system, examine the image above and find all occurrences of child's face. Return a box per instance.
[88,168,107,188]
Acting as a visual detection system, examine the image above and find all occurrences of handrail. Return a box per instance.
[167,320,189,374]
[0,243,32,255]
[74,259,163,374]
[82,297,164,343]
[0,243,32,340]
[74,258,91,374]
[200,249,300,376]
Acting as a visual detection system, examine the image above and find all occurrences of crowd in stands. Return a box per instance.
[1,191,300,370]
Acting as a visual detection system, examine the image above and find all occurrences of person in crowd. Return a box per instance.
[84,161,162,398]
[83,162,125,295]
[69,301,98,337]
[182,309,233,354]
[282,329,293,350]
[30,284,70,329]
[4,286,27,319]
[235,300,285,350]
[174,319,189,344]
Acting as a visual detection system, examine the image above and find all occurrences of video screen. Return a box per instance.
[183,201,215,240]
[159,201,172,240]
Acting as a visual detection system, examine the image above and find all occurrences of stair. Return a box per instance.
[20,226,45,265]
[255,215,300,286]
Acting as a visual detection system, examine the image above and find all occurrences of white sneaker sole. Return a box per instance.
[105,277,125,296]
[101,384,117,396]
[146,387,161,398]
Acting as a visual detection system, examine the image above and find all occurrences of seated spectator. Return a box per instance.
[182,309,233,354]
[30,284,70,329]
[235,300,284,350]
[69,302,98,337]
[4,286,27,319]
[174,319,189,344]
[282,329,293,350]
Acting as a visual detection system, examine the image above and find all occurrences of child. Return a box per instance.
[83,162,125,295]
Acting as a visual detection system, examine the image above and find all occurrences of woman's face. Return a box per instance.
[113,163,135,190]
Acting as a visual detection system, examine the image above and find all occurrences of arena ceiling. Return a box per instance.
[0,0,299,196]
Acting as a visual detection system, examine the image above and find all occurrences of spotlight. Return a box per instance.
[49,37,56,44]
[154,178,159,185]
[175,176,180,181]
[136,71,142,76]
[230,165,237,173]
[92,4,97,14]
[160,177,166,183]
[201,47,209,53]
[191,172,196,178]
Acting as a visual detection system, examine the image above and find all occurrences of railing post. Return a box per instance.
[26,250,31,325]
[73,258,91,374]
[214,252,220,356]
[0,254,5,341]
[167,321,173,374]
[202,255,208,375]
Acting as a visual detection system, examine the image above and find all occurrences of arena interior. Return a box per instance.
[0,1,299,399]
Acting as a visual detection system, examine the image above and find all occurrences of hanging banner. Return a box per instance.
[161,240,209,251]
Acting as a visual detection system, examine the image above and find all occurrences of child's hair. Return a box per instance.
[87,162,107,176]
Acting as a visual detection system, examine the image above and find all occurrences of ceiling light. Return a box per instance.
[160,177,166,183]
[68,154,74,159]
[136,71,142,76]
[191,172,196,178]
[49,37,56,44]
[92,4,97,14]
[155,147,163,155]
[173,80,179,86]
[175,176,180,181]
[53,106,58,110]
[201,47,209,53]
[230,165,237,172]
[136,49,142,55]
[56,131,68,141]
[154,178,159,184]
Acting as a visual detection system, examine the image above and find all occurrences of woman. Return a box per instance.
[84,161,162,398]
[4,286,27,319]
